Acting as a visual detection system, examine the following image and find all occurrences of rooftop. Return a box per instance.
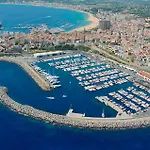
[33,51,64,57]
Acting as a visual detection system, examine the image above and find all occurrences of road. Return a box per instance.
[89,45,150,73]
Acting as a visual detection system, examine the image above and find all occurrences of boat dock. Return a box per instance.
[34,52,150,117]
[47,53,130,92]
[31,63,61,89]
[96,96,124,116]
[66,108,85,118]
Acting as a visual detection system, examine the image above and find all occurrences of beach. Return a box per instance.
[29,2,99,32]
[0,2,99,32]
[69,11,99,32]
[21,2,99,32]
[39,3,99,32]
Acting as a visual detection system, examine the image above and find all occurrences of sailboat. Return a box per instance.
[83,108,86,117]
[102,109,105,118]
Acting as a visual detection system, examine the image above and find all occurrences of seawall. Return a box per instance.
[0,87,150,130]
[0,57,51,91]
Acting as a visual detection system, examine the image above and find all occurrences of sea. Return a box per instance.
[0,4,150,150]
[0,4,90,33]
[0,60,150,150]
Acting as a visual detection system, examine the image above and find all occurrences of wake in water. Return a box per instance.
[21,15,51,24]
[11,16,52,30]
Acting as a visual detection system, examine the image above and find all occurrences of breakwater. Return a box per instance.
[0,57,51,91]
[0,87,150,130]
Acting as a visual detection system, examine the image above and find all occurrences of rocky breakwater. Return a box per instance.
[1,87,150,130]
[0,57,51,91]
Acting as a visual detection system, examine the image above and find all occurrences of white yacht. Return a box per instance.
[47,96,55,100]
[62,95,67,98]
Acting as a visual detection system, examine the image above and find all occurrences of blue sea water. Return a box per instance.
[1,104,150,150]
[0,4,150,149]
[0,4,90,33]
[0,61,150,150]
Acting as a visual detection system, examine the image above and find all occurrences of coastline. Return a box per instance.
[0,2,99,32]
[68,11,99,32]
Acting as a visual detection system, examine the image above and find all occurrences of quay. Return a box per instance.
[1,86,150,130]
[0,56,51,91]
[96,96,124,115]
[66,108,85,118]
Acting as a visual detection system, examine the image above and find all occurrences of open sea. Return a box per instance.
[0,4,90,33]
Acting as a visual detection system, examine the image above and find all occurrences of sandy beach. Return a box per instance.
[30,3,100,32]
[27,2,100,32]
[69,11,99,32]
[0,2,99,32]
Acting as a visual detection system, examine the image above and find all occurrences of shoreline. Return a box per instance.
[0,2,99,32]
[68,11,99,32]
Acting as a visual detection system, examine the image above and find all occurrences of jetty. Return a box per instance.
[96,96,124,115]
[1,86,150,130]
[66,108,85,118]
[0,56,51,91]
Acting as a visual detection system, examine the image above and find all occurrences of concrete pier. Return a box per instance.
[0,57,51,91]
[96,96,124,115]
[66,109,85,118]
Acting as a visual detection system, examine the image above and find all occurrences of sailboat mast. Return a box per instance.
[102,109,105,118]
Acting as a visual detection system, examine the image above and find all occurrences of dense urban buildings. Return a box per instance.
[0,9,149,68]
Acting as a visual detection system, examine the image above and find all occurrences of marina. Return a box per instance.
[31,64,61,89]
[0,51,149,129]
[47,54,130,93]
[33,51,150,118]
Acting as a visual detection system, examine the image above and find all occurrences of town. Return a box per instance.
[0,2,149,71]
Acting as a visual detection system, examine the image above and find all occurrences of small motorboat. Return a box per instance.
[47,96,55,100]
